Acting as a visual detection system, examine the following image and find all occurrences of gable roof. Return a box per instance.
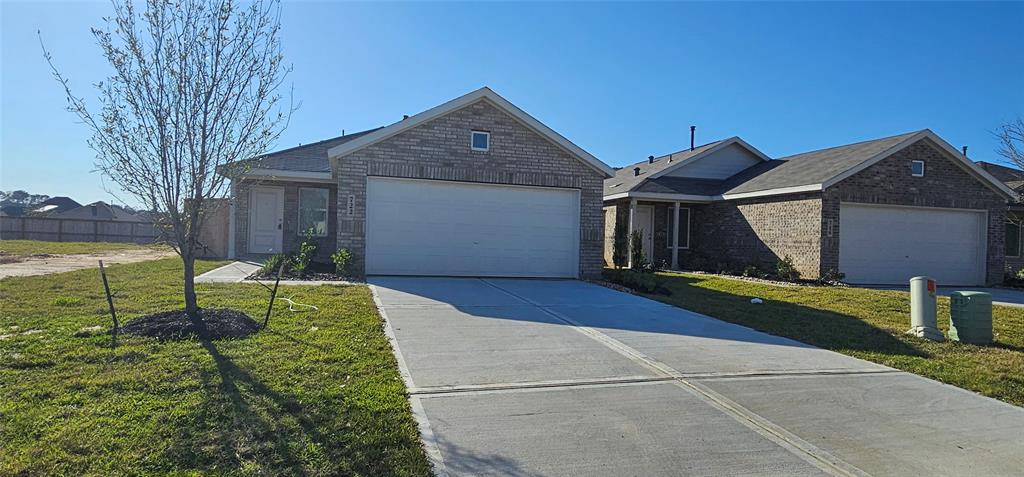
[237,128,381,174]
[603,137,771,197]
[722,129,1017,200]
[327,87,614,178]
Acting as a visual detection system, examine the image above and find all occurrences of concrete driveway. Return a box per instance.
[370,277,1024,477]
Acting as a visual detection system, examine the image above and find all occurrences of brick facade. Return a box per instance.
[822,139,1007,284]
[605,139,1008,284]
[335,99,606,278]
[232,179,338,262]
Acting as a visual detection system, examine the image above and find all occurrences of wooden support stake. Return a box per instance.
[98,260,118,345]
[262,260,285,329]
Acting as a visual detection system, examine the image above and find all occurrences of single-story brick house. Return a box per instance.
[226,87,614,278]
[603,130,1018,286]
[976,161,1024,276]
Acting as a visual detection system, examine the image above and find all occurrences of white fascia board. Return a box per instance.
[720,183,823,200]
[819,129,1017,199]
[603,192,716,203]
[241,168,334,183]
[327,87,615,178]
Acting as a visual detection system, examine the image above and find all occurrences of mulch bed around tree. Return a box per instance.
[121,308,260,340]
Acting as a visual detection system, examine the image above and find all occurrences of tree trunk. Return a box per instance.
[183,252,199,320]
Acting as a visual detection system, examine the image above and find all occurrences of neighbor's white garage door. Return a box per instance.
[839,203,987,285]
[365,177,580,277]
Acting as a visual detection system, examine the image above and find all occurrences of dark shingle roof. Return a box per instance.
[241,128,382,172]
[975,161,1023,183]
[603,140,725,196]
[724,130,921,195]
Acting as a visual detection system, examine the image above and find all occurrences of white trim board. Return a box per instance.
[327,87,615,178]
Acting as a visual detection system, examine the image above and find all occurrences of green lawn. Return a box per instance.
[0,258,430,476]
[0,239,166,257]
[641,271,1024,406]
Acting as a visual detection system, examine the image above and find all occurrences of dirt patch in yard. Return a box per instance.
[0,248,175,278]
[121,308,259,340]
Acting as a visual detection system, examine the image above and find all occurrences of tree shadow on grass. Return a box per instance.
[156,337,427,476]
[653,274,929,358]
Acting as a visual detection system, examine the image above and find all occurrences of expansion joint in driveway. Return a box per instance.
[478,278,872,477]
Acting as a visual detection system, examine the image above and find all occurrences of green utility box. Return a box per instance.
[948,291,993,344]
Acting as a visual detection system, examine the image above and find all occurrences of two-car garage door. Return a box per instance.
[365,177,580,278]
[839,203,987,286]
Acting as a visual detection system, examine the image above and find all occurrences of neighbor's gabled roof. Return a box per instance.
[327,87,615,178]
[603,136,771,198]
[721,129,1017,200]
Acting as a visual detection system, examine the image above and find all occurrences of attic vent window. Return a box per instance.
[471,131,490,151]
[911,160,925,177]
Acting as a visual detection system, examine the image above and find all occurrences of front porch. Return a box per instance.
[603,198,705,270]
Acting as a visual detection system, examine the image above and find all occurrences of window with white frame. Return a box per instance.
[911,160,925,177]
[665,207,691,249]
[471,130,490,151]
[1007,219,1022,258]
[298,188,329,237]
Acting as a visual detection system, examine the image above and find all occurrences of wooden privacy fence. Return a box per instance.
[0,216,160,244]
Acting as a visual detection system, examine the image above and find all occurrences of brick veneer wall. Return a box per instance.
[335,99,606,278]
[232,179,338,262]
[604,196,822,278]
[822,139,1007,285]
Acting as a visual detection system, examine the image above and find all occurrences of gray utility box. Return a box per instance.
[948,291,993,344]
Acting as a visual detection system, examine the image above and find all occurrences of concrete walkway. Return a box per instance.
[863,284,1024,308]
[371,277,1024,477]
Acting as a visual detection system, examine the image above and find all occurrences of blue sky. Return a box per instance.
[2,1,1022,206]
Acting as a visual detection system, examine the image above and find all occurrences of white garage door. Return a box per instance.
[839,203,987,286]
[365,177,580,277]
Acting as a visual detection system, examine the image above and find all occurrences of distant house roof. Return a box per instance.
[29,196,81,215]
[54,201,147,222]
[976,161,1024,203]
[605,130,1016,201]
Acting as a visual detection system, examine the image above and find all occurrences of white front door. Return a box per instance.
[635,205,654,263]
[365,177,580,278]
[248,186,284,254]
[839,203,987,286]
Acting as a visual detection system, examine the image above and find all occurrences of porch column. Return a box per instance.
[627,198,638,268]
[672,201,680,270]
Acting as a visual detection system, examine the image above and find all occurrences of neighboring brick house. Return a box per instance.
[604,130,1017,286]
[226,87,613,278]
[976,161,1024,275]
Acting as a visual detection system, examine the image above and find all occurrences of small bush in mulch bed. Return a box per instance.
[248,261,352,281]
[121,308,259,340]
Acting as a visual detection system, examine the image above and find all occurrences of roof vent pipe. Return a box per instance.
[690,126,696,151]
[648,155,654,164]
[633,167,641,177]
[962,145,968,157]
[403,115,409,120]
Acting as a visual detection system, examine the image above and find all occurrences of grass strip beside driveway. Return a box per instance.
[0,257,430,476]
[646,272,1024,407]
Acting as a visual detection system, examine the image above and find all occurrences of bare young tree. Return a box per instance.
[996,117,1024,173]
[43,0,293,319]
